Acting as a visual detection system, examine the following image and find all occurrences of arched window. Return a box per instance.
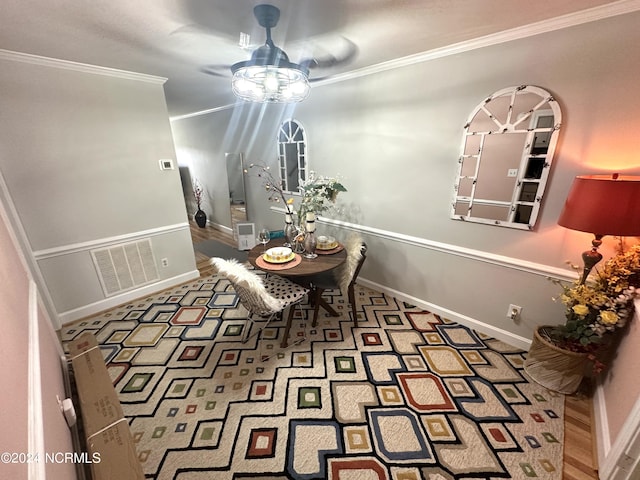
[277,119,307,195]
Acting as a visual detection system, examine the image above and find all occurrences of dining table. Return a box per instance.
[247,238,347,346]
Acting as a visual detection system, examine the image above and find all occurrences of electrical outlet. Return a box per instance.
[161,258,169,267]
[507,168,518,177]
[507,304,522,320]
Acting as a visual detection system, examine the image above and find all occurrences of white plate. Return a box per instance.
[317,236,338,250]
[264,247,294,263]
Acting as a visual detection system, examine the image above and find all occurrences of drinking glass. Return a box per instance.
[258,228,271,253]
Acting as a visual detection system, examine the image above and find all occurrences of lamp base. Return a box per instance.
[579,234,604,284]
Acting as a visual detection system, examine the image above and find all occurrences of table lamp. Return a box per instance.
[558,174,640,284]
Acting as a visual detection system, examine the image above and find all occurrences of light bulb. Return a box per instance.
[263,74,279,93]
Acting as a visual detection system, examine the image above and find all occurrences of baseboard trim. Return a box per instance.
[357,277,532,350]
[596,379,640,480]
[58,269,200,325]
[28,281,46,479]
[207,220,233,236]
[594,381,611,472]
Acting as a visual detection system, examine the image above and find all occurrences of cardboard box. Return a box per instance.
[69,333,124,438]
[87,421,144,480]
[67,331,100,357]
[68,333,144,479]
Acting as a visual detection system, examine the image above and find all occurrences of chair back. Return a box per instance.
[349,243,367,288]
[210,258,284,316]
[337,234,367,294]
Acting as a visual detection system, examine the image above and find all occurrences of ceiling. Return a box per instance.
[0,0,628,117]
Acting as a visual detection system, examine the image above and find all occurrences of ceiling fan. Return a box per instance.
[200,3,357,102]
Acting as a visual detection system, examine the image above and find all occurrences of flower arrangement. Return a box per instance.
[297,171,347,224]
[193,179,204,211]
[548,244,640,368]
[247,163,347,224]
[600,243,640,295]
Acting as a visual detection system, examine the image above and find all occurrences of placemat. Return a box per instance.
[255,253,302,270]
[316,244,344,255]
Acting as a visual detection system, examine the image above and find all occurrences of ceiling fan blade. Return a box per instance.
[200,65,231,78]
[297,37,358,71]
[196,4,359,93]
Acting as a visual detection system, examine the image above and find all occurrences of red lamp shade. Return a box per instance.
[558,174,640,236]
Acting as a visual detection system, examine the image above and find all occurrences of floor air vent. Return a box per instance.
[91,239,159,296]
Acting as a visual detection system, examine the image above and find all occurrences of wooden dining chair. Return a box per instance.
[297,234,367,327]
[210,258,309,346]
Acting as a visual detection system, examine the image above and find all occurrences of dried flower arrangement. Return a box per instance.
[297,171,347,224]
[193,179,204,210]
[246,164,294,214]
[247,163,347,224]
[547,244,640,370]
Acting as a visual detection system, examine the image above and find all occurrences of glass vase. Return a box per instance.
[303,212,317,258]
[283,214,297,248]
[303,231,317,259]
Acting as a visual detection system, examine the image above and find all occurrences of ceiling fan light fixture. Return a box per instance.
[231,64,310,103]
[263,73,280,93]
[230,4,311,103]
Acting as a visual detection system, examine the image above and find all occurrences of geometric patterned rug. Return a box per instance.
[60,270,564,480]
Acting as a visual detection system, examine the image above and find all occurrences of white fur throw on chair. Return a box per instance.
[337,233,365,295]
[210,258,284,315]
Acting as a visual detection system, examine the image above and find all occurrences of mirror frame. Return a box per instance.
[225,152,248,238]
[451,85,562,230]
[277,119,308,195]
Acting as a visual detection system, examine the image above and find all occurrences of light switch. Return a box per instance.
[507,168,518,177]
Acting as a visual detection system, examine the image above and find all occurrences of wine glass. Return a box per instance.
[258,228,271,253]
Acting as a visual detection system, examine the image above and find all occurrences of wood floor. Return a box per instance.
[189,221,600,479]
[190,220,235,277]
[564,381,599,479]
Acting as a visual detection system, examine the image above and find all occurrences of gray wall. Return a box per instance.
[0,54,198,327]
[171,11,640,347]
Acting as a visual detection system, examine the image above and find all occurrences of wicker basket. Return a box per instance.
[523,326,592,394]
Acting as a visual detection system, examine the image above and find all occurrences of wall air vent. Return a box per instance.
[91,239,159,297]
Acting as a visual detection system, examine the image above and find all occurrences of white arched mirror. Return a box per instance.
[451,85,562,230]
[278,119,307,195]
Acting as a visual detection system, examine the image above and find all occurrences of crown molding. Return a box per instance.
[312,0,640,87]
[176,0,640,119]
[170,103,237,121]
[0,49,167,84]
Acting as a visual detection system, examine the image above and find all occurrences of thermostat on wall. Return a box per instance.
[159,159,174,170]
